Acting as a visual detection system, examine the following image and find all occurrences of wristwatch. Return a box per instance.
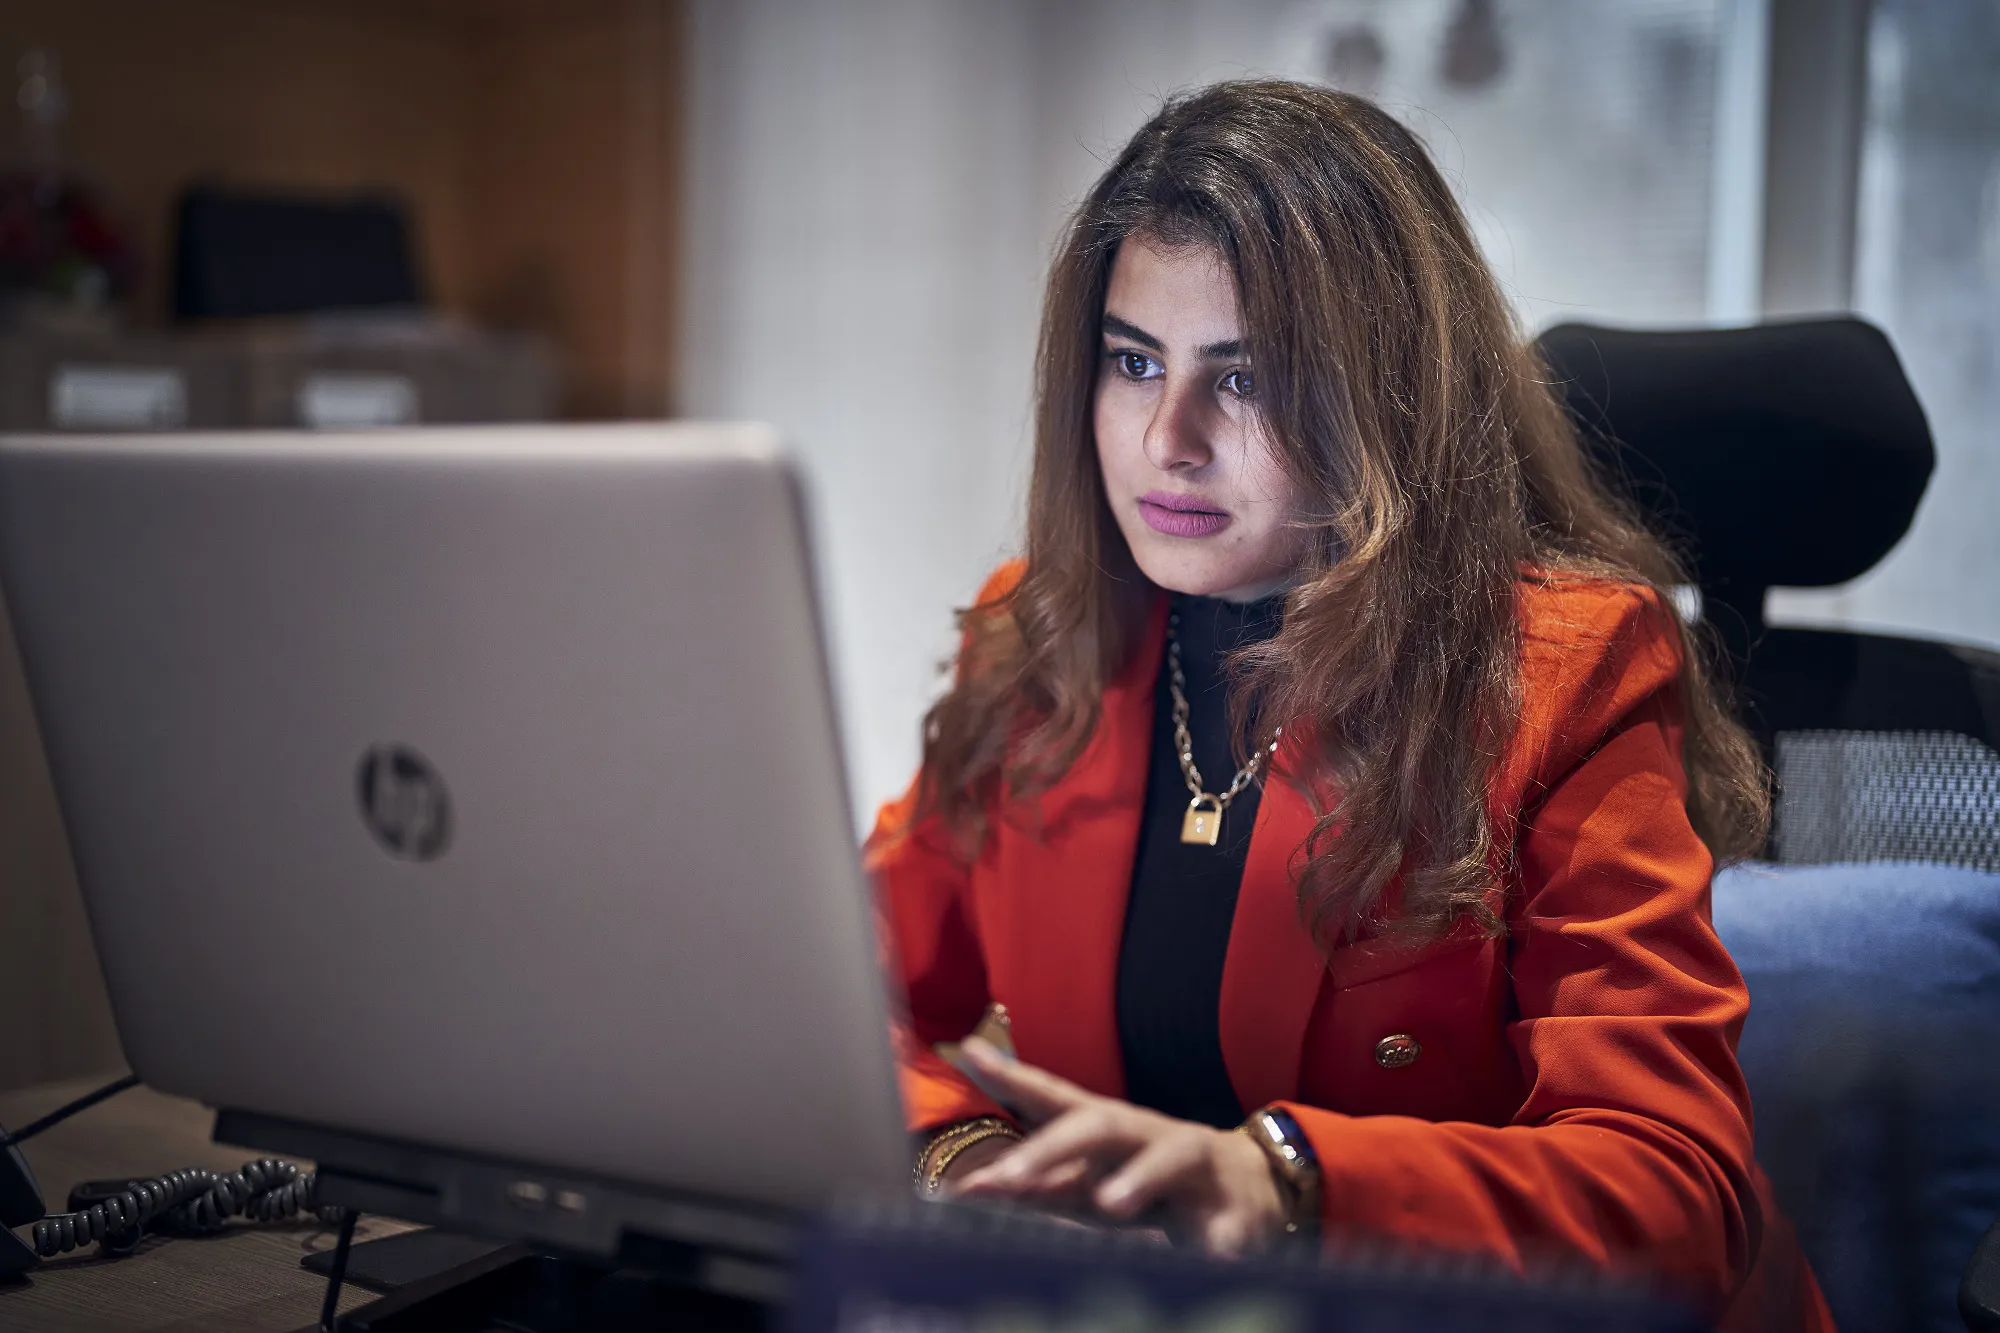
[1237,1105,1322,1236]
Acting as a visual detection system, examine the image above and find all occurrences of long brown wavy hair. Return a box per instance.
[917,80,1767,947]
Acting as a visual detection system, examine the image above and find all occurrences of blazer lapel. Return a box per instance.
[996,596,1165,1100]
[1218,738,1333,1113]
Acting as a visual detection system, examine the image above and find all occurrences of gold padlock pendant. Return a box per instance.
[1180,796,1223,846]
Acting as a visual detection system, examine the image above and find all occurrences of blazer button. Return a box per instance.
[1374,1033,1422,1069]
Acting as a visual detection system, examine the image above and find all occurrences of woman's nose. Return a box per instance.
[1141,379,1213,472]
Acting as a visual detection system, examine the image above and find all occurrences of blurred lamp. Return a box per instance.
[1441,0,1505,91]
[1322,23,1386,96]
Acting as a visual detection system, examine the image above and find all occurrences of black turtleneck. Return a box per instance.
[1114,593,1283,1129]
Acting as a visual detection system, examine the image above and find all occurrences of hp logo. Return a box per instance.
[356,744,452,861]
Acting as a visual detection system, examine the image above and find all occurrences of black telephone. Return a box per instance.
[1,1126,44,1277]
[1,1074,137,1276]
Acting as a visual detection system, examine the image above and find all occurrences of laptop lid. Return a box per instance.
[0,424,908,1214]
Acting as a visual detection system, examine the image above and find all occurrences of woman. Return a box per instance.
[867,80,1831,1331]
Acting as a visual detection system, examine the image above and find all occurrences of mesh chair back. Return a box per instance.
[1775,731,2000,871]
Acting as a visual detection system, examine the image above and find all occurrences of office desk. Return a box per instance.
[0,1075,415,1333]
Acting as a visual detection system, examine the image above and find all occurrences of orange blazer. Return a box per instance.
[868,564,1833,1332]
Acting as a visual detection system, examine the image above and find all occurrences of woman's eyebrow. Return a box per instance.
[1101,313,1242,360]
[1101,313,1164,351]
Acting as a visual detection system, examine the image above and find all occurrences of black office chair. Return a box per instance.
[1536,317,2000,870]
[1536,318,2000,1333]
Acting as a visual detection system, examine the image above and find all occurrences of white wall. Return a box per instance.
[680,0,1046,822]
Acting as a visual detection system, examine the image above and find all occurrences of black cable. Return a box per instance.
[319,1207,359,1332]
[30,1158,340,1257]
[0,1073,140,1149]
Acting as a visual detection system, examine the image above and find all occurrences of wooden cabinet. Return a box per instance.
[1,0,683,419]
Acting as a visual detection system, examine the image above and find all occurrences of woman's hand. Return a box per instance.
[950,1036,1288,1257]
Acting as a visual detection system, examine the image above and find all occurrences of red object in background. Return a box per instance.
[0,168,138,306]
[2,48,139,313]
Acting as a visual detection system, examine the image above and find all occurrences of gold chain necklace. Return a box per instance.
[1167,610,1281,846]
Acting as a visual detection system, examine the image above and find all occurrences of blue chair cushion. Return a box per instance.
[1714,860,2000,1333]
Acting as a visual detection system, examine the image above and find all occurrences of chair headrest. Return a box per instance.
[1535,319,1934,596]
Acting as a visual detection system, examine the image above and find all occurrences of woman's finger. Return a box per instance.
[957,1037,1089,1124]
[1092,1128,1208,1220]
[1023,1154,1096,1202]
[958,1101,1146,1195]
[943,1146,1093,1205]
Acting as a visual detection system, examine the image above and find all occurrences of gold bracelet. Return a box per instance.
[912,1118,997,1189]
[917,1120,991,1174]
[926,1123,1019,1194]
[915,1117,1019,1193]
[913,1117,1020,1196]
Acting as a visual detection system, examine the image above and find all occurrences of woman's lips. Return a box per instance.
[1138,492,1232,538]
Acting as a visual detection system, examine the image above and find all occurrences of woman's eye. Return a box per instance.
[1110,350,1160,381]
[1222,368,1255,398]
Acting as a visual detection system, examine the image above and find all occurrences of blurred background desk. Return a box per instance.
[0,1075,414,1333]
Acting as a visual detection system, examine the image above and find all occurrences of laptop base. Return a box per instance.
[217,1108,794,1313]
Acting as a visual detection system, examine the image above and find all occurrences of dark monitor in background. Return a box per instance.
[172,185,423,321]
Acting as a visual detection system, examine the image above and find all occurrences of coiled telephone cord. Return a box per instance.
[31,1157,337,1256]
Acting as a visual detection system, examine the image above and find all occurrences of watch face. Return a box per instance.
[1261,1108,1316,1165]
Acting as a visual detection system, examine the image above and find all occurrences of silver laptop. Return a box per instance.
[0,424,908,1227]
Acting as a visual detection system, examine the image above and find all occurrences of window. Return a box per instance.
[1770,0,2000,648]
